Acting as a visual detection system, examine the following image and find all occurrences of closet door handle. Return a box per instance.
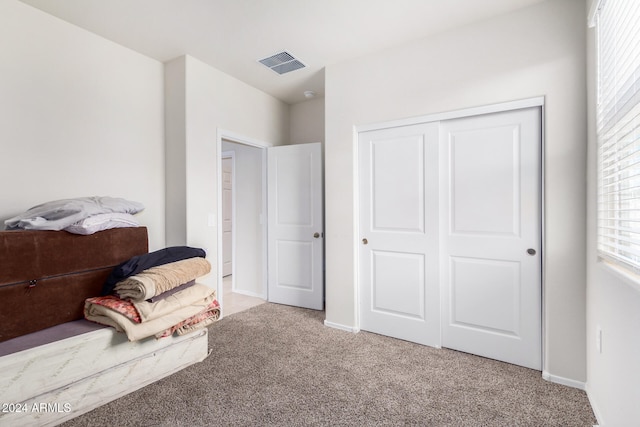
[527,248,536,256]
[313,232,320,238]
[362,238,368,245]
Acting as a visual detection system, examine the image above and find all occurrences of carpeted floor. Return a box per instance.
[62,303,596,426]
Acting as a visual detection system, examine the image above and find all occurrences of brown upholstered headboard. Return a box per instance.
[0,227,148,342]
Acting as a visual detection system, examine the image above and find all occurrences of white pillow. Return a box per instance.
[64,213,140,235]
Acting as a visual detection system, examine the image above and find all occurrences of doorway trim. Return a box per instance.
[354,96,546,373]
[356,97,545,133]
[221,150,236,284]
[216,128,272,318]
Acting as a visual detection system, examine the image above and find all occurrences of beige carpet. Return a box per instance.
[62,303,596,426]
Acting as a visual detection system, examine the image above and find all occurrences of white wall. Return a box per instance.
[164,57,187,247]
[221,141,265,298]
[585,1,640,424]
[325,0,588,383]
[0,0,165,250]
[165,55,289,290]
[290,97,325,144]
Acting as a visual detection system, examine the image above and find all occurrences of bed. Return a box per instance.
[0,227,211,426]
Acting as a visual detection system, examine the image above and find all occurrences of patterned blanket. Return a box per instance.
[85,284,219,341]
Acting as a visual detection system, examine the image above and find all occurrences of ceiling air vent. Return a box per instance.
[258,51,306,75]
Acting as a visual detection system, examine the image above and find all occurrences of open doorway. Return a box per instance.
[216,130,325,315]
[217,131,270,317]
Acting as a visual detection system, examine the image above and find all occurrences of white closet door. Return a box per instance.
[439,107,542,370]
[358,123,440,347]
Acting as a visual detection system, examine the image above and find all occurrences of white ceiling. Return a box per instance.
[20,0,546,104]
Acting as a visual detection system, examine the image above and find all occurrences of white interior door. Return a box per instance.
[358,123,440,346]
[439,107,542,370]
[222,155,233,277]
[267,143,324,310]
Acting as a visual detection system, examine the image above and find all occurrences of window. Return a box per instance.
[594,0,640,271]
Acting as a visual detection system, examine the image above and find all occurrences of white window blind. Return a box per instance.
[596,0,640,270]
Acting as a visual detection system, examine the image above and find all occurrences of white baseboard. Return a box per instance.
[323,320,360,333]
[585,384,604,427]
[542,370,586,390]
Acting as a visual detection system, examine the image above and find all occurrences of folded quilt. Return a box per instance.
[87,283,215,323]
[114,257,211,301]
[87,295,141,323]
[84,288,218,341]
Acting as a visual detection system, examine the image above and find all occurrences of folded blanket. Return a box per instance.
[155,299,221,339]
[134,283,215,322]
[114,257,211,302]
[147,280,196,303]
[84,287,218,341]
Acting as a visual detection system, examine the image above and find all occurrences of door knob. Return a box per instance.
[527,248,536,255]
[313,232,320,238]
[362,238,368,245]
